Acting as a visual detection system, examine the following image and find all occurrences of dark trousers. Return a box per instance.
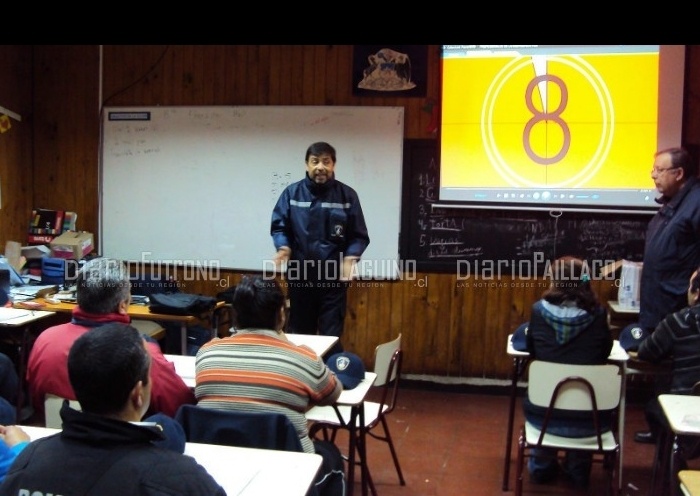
[0,353,18,424]
[287,281,348,357]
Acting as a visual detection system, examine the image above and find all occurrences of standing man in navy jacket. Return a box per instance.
[639,147,700,335]
[271,142,370,356]
[634,146,700,444]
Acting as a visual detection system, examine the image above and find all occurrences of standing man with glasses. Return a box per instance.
[633,146,700,444]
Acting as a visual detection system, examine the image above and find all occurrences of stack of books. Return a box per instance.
[28,209,78,244]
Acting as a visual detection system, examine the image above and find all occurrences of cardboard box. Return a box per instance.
[50,232,94,260]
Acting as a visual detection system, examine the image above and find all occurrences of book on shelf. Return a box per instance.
[27,210,79,245]
[29,209,64,235]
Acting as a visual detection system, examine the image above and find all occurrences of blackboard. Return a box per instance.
[400,140,652,275]
[100,106,404,278]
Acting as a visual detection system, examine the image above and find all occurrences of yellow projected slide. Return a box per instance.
[441,48,659,190]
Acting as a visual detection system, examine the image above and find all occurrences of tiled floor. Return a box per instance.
[331,383,674,496]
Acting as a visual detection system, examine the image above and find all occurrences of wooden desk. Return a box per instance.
[502,335,629,492]
[29,299,226,355]
[166,334,340,388]
[20,425,322,495]
[0,308,56,420]
[679,470,700,496]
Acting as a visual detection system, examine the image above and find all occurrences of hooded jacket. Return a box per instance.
[0,405,225,496]
[525,299,613,364]
[523,299,614,430]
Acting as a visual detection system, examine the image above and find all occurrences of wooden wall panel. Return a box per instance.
[32,45,99,242]
[0,45,33,249]
[685,45,700,146]
[19,45,700,381]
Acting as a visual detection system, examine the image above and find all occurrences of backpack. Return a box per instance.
[148,292,217,317]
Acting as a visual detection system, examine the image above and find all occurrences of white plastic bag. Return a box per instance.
[618,260,643,308]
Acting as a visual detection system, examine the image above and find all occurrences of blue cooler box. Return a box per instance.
[41,257,65,286]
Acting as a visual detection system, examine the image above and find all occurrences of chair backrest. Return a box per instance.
[372,334,403,415]
[527,361,622,412]
[44,394,81,428]
[174,404,303,452]
[692,381,700,396]
[373,334,402,387]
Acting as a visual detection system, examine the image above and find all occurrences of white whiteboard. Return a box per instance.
[100,106,404,278]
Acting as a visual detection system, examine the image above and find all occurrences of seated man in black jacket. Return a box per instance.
[0,323,225,496]
[634,265,700,452]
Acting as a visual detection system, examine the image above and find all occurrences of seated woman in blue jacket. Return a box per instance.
[514,256,613,488]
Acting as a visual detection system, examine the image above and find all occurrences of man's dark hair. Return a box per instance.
[68,323,150,415]
[305,142,336,163]
[232,275,285,329]
[542,256,598,314]
[691,266,700,294]
[656,147,698,178]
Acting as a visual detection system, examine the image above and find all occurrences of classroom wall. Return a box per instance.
[0,45,33,244]
[1,45,699,381]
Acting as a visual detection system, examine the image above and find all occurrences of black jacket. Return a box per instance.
[0,405,226,496]
[638,304,700,394]
[640,177,700,331]
[523,300,614,431]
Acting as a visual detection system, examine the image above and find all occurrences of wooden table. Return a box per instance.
[20,425,323,495]
[26,299,226,355]
[679,470,700,496]
[502,335,629,492]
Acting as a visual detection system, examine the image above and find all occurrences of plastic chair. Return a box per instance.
[515,360,622,496]
[44,394,81,429]
[308,334,405,493]
[174,404,303,452]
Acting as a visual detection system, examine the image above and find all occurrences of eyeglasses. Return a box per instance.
[651,166,680,175]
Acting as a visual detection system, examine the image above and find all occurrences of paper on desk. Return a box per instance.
[21,244,51,259]
[0,307,31,322]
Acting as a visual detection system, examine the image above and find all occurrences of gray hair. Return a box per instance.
[76,258,131,314]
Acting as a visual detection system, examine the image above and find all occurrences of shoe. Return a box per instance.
[529,463,559,485]
[530,468,557,485]
[560,462,590,489]
[634,431,657,444]
[560,471,590,489]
